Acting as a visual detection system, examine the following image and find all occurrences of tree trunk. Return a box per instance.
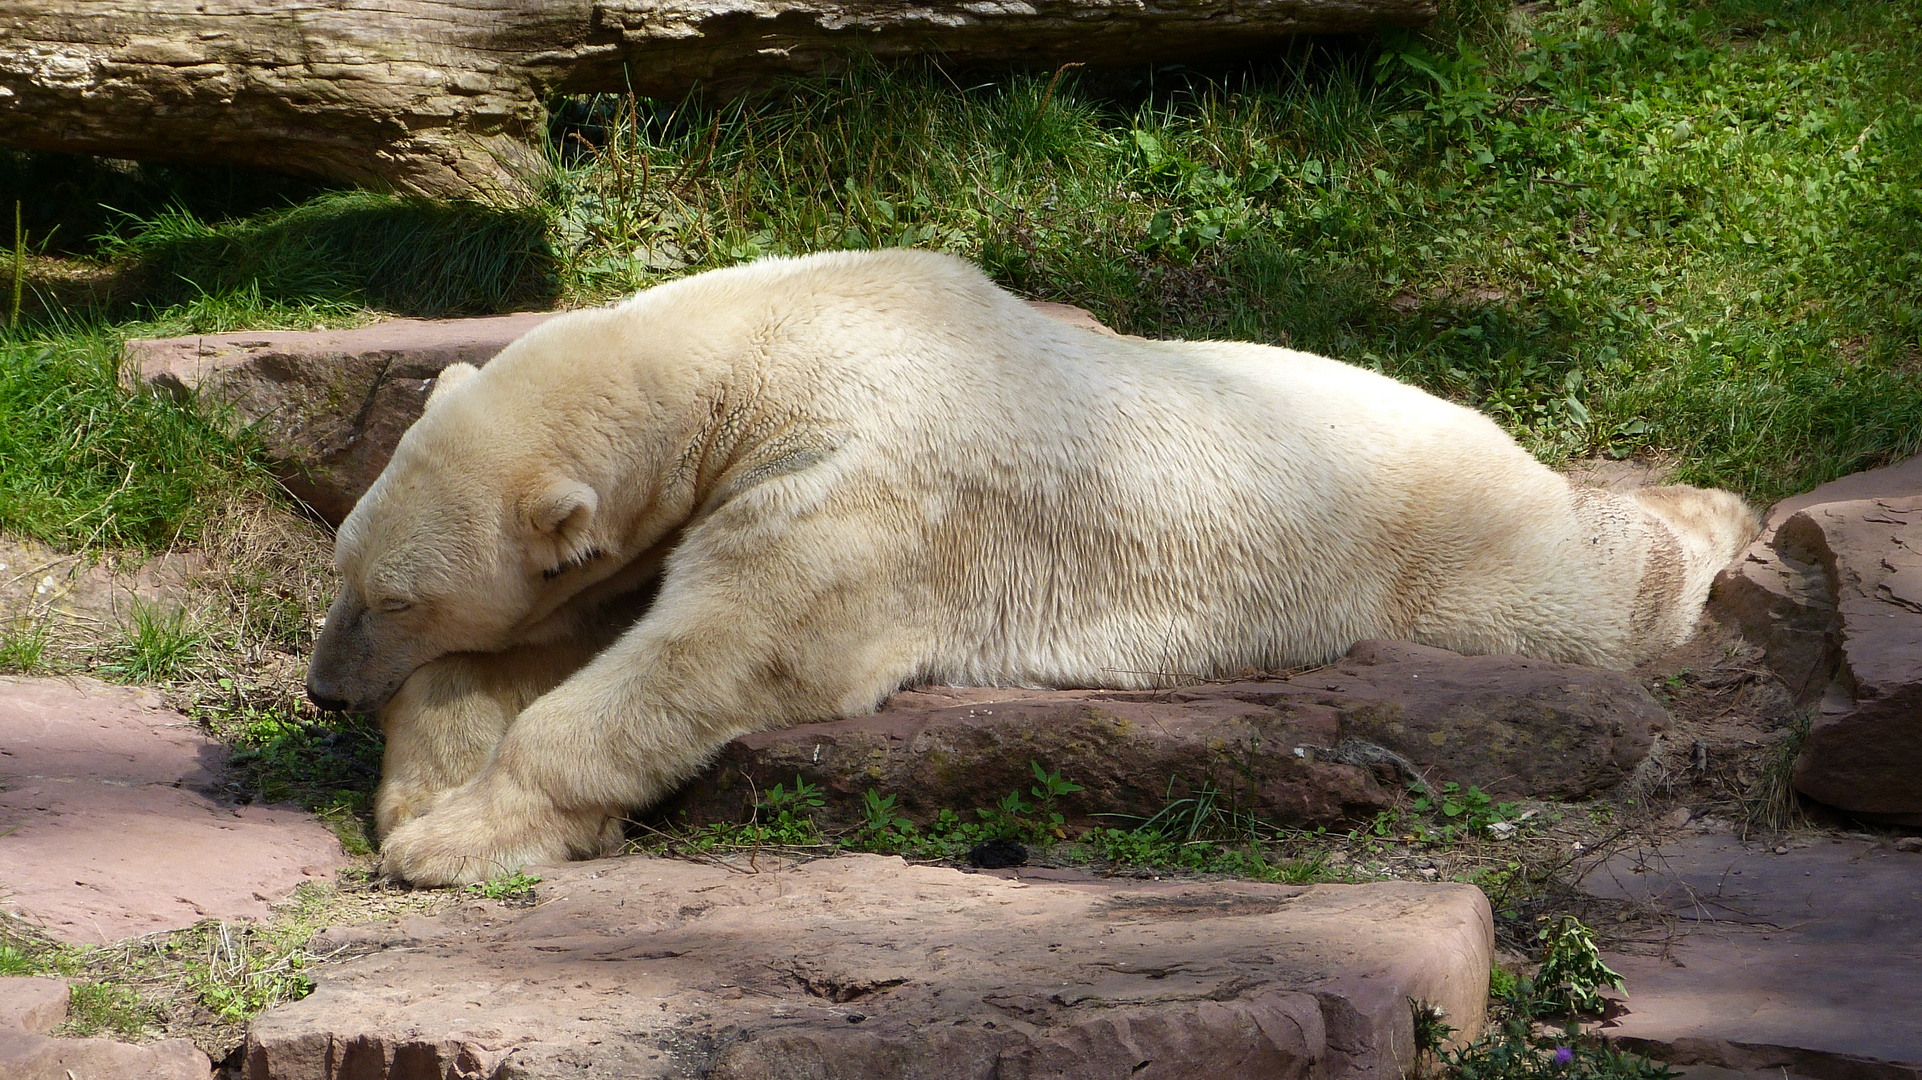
[0,0,1432,199]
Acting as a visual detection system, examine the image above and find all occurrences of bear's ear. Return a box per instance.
[525,478,599,560]
[424,362,480,410]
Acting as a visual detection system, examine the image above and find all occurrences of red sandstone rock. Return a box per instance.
[667,639,1668,830]
[1776,499,1922,822]
[0,977,69,1036]
[245,854,1492,1080]
[0,1033,212,1080]
[126,302,1120,524]
[0,677,350,944]
[1711,455,1922,823]
[124,313,559,524]
[1582,833,1922,1079]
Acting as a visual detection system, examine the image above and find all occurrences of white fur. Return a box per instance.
[310,249,1756,884]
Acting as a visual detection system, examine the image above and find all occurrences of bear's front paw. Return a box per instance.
[377,775,622,887]
[373,776,450,839]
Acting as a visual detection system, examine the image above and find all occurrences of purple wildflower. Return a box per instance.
[1552,1047,1575,1067]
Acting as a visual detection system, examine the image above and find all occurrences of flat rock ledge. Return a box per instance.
[125,302,1121,525]
[666,639,1671,831]
[246,854,1493,1080]
[1710,454,1922,823]
[0,676,350,944]
[0,975,211,1080]
[1583,834,1922,1080]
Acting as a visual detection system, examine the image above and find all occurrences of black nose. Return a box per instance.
[308,690,351,713]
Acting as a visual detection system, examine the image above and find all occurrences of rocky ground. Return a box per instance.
[0,315,1916,1079]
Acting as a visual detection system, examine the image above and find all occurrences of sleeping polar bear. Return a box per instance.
[304,248,1757,885]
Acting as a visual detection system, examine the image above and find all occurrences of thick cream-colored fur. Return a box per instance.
[306,249,1757,885]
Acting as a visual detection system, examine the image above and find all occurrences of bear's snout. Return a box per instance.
[306,684,353,713]
[307,593,413,715]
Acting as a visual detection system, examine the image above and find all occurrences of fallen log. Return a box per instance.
[0,0,1432,198]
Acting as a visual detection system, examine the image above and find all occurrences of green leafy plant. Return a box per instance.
[1412,997,1457,1053]
[748,774,826,845]
[1533,915,1626,1017]
[1026,761,1085,839]
[1444,972,1672,1080]
[1410,781,1523,840]
[854,788,916,847]
[1489,963,1519,999]
[467,870,543,902]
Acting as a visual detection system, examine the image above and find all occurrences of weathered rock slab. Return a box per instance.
[1711,455,1922,822]
[0,1031,213,1080]
[0,976,212,1080]
[126,301,1121,524]
[668,639,1669,830]
[246,854,1492,1080]
[0,677,349,944]
[125,313,560,524]
[0,977,70,1036]
[1581,833,1922,1080]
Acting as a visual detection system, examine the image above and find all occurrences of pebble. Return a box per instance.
[1895,836,1922,853]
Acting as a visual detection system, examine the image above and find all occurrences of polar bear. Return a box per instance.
[305,248,1756,885]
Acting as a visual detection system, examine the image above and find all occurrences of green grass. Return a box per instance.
[101,191,557,318]
[0,330,264,549]
[544,0,1921,502]
[201,696,383,854]
[0,615,50,673]
[99,600,205,683]
[64,980,151,1039]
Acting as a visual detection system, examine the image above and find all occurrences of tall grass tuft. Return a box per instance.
[104,191,558,317]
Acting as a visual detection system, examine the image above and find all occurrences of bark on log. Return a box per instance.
[0,0,1433,199]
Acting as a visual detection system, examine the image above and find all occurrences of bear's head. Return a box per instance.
[305,358,628,715]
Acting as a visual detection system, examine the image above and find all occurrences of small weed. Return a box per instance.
[1489,963,1519,999]
[755,775,826,844]
[100,599,204,683]
[1400,781,1526,843]
[1412,997,1457,1053]
[63,980,150,1039]
[0,616,49,673]
[851,788,917,850]
[0,943,37,976]
[1446,975,1672,1080]
[1027,761,1086,839]
[1743,709,1811,837]
[1533,915,1626,1018]
[467,871,543,903]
